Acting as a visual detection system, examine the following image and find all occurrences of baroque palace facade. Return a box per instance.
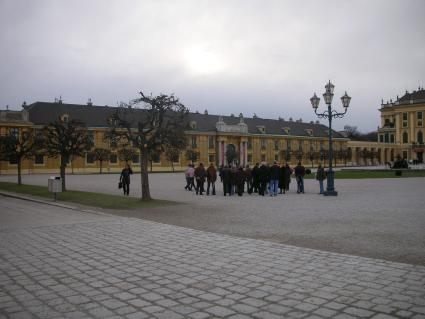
[0,88,424,174]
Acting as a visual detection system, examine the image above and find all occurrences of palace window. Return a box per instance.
[151,153,160,164]
[34,154,44,165]
[132,153,140,164]
[384,133,389,143]
[274,154,279,162]
[402,112,408,128]
[208,154,215,164]
[298,141,303,151]
[247,154,252,163]
[8,155,18,165]
[261,139,267,150]
[261,154,266,162]
[110,154,118,164]
[402,132,408,144]
[418,131,424,144]
[390,134,394,143]
[274,140,279,151]
[247,138,252,150]
[9,127,19,139]
[379,135,384,143]
[88,132,94,145]
[417,112,423,127]
[287,140,292,151]
[86,153,95,164]
[191,136,197,148]
[208,136,215,149]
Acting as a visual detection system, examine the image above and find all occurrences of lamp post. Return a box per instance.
[310,81,351,196]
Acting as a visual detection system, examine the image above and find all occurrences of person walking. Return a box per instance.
[316,164,327,194]
[245,165,253,194]
[184,164,192,190]
[120,163,133,196]
[235,166,246,196]
[294,162,306,194]
[206,163,217,195]
[194,163,206,195]
[186,164,195,190]
[269,161,280,196]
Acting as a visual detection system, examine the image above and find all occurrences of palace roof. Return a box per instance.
[24,101,344,138]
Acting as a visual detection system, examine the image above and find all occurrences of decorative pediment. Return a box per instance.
[257,125,266,134]
[216,116,248,133]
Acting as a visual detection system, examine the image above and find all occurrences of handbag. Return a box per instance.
[118,182,123,189]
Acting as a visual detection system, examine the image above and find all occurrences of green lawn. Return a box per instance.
[0,182,175,210]
[304,169,425,179]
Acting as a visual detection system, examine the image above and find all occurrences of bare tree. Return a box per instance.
[118,147,137,163]
[186,149,199,164]
[0,130,40,185]
[93,148,111,173]
[43,118,93,191]
[109,92,189,200]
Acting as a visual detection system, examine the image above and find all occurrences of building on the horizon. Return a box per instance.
[1,89,423,175]
[378,88,425,163]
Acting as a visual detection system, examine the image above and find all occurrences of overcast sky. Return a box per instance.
[1,0,424,132]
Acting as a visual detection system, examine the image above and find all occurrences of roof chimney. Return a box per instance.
[87,98,93,106]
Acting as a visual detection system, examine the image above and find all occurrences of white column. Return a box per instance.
[244,142,248,166]
[223,141,227,165]
[239,141,243,165]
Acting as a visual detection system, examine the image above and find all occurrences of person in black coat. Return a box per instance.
[251,163,260,193]
[269,161,280,196]
[258,162,269,196]
[235,166,246,196]
[120,163,133,196]
[220,165,232,196]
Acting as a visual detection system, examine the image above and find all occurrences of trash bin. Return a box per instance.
[48,176,62,200]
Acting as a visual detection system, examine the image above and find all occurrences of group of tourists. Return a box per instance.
[185,162,328,197]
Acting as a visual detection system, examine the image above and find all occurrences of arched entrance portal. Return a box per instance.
[226,144,238,165]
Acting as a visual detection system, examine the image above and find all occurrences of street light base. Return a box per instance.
[323,190,338,196]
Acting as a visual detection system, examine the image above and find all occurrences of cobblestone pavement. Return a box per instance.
[2,174,424,265]
[1,198,425,318]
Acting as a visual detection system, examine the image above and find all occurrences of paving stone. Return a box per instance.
[1,202,425,319]
[206,305,235,317]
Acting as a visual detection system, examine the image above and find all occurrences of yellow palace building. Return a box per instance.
[1,88,424,175]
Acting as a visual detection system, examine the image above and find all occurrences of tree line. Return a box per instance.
[0,92,189,201]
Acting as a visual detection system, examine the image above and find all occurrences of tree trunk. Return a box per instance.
[140,151,151,200]
[99,160,103,174]
[17,157,22,185]
[171,161,175,172]
[60,160,66,191]
[150,160,153,172]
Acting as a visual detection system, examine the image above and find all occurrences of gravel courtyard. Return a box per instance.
[1,173,424,265]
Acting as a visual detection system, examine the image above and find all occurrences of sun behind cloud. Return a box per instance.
[183,45,226,76]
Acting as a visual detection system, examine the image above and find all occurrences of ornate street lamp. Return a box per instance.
[310,81,351,196]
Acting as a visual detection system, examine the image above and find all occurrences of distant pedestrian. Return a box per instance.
[316,164,327,194]
[120,163,133,196]
[294,162,306,194]
[251,163,260,193]
[220,165,232,196]
[269,161,280,196]
[206,163,217,195]
[194,163,206,195]
[258,162,269,196]
[235,166,246,196]
[245,165,253,194]
[283,163,292,193]
[184,164,192,190]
